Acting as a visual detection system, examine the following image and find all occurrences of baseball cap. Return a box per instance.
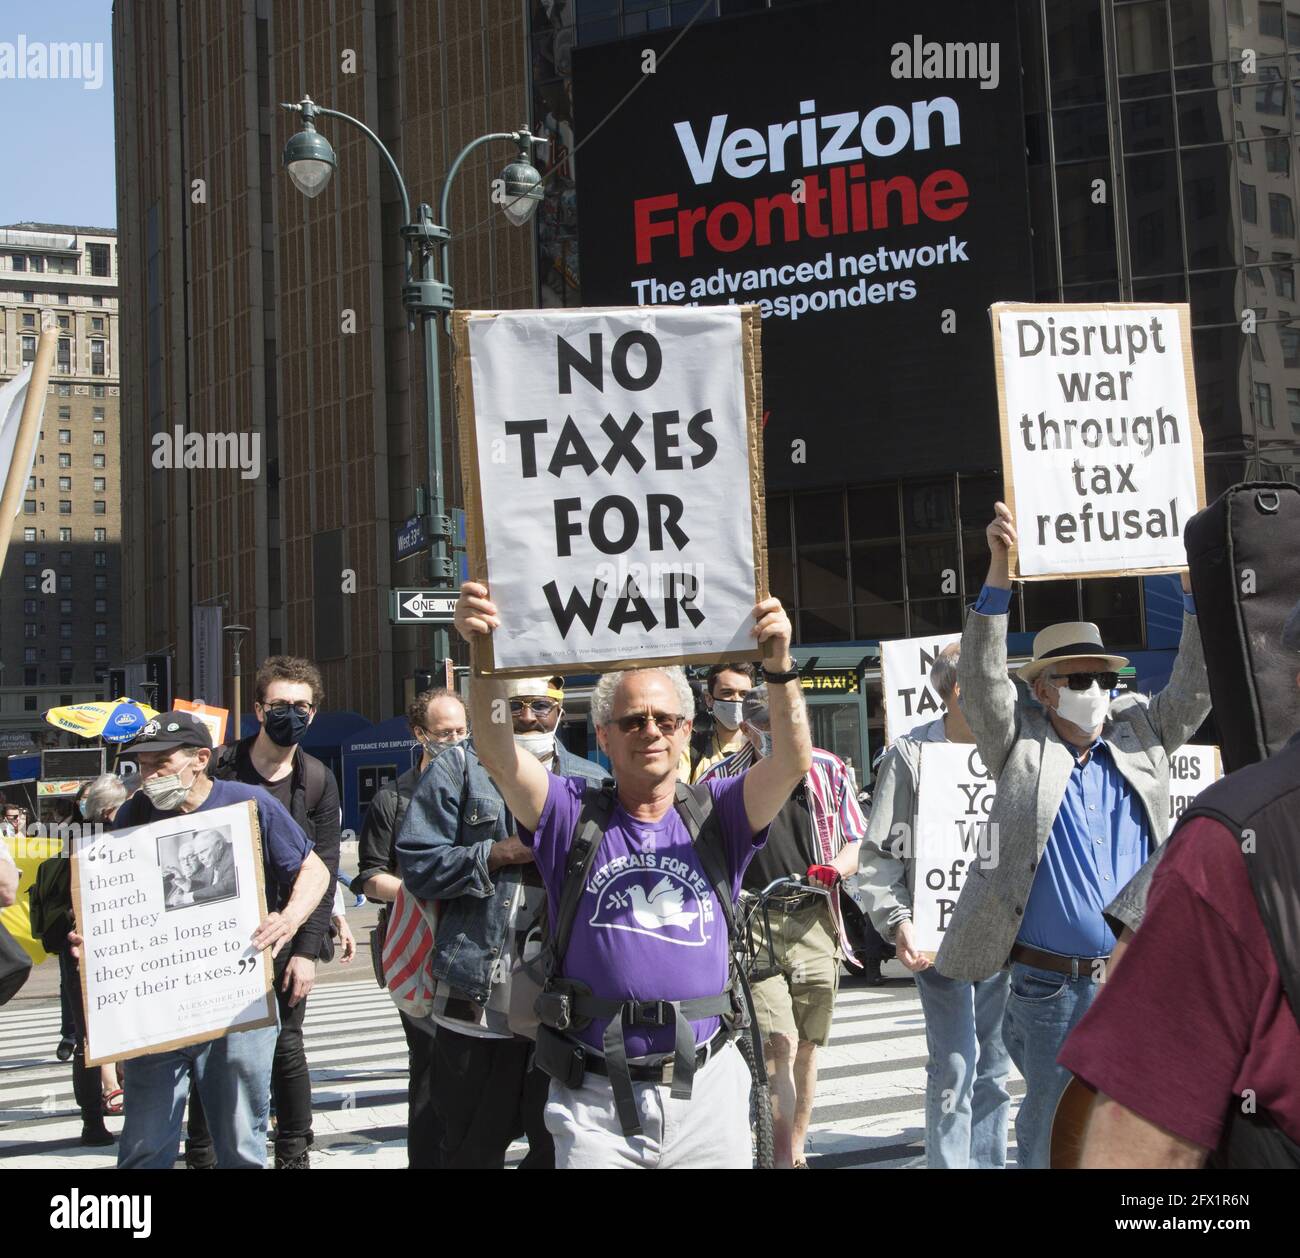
[128,711,214,755]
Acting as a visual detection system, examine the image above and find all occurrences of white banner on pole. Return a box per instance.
[992,302,1206,579]
[191,605,224,707]
[73,802,275,1065]
[455,306,766,674]
[880,632,962,744]
[912,742,997,956]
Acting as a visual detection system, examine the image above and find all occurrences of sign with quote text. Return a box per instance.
[912,742,997,956]
[993,302,1206,579]
[453,306,767,675]
[73,802,275,1065]
[880,631,962,743]
[1168,744,1221,824]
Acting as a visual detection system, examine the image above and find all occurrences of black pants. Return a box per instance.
[59,950,105,1130]
[399,1012,441,1169]
[431,1026,554,1169]
[187,949,313,1164]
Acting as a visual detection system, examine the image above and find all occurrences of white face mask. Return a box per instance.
[1053,682,1109,733]
[514,730,555,761]
[712,699,744,729]
[752,730,773,759]
[143,765,195,811]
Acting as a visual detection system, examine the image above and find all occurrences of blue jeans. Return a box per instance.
[915,966,1011,1168]
[1001,962,1099,1168]
[118,1022,279,1169]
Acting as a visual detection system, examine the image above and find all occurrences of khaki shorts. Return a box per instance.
[748,904,840,1047]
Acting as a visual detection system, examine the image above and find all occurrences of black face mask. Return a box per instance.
[263,706,311,748]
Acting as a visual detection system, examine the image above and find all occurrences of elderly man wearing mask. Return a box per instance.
[395,674,605,1169]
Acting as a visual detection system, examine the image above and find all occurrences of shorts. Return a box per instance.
[748,904,840,1047]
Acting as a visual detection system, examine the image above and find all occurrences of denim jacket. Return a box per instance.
[393,738,607,1003]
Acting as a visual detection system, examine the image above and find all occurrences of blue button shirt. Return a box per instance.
[1018,740,1149,956]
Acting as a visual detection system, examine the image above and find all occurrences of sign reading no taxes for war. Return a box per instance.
[911,742,997,956]
[453,306,767,675]
[992,302,1206,579]
[880,632,962,744]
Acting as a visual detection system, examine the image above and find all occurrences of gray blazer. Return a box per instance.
[933,606,1211,982]
[857,716,946,941]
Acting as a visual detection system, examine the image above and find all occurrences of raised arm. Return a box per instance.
[454,581,550,832]
[958,503,1022,778]
[1144,573,1212,753]
[741,598,813,833]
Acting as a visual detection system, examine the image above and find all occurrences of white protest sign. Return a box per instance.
[1168,744,1221,825]
[880,632,962,743]
[454,306,766,674]
[912,742,997,956]
[73,802,275,1065]
[992,302,1205,579]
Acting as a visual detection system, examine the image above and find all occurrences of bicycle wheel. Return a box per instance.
[737,1028,775,1169]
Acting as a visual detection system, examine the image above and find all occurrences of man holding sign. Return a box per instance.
[452,580,809,1168]
[73,712,330,1169]
[935,503,1210,1167]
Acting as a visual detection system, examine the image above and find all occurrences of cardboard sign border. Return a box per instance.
[990,301,1207,582]
[73,799,276,1067]
[879,631,962,746]
[451,305,768,677]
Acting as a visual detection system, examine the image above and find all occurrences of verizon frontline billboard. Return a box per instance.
[573,0,1034,488]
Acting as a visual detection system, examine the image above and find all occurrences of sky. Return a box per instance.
[0,2,117,229]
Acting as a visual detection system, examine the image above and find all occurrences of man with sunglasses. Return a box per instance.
[186,655,341,1170]
[450,580,811,1169]
[934,502,1210,1167]
[395,674,605,1167]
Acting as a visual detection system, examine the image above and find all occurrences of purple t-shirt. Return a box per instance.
[519,772,766,1057]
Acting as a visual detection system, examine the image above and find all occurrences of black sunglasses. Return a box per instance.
[1051,671,1119,692]
[612,712,687,735]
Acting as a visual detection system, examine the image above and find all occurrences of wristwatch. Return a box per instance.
[760,663,801,684]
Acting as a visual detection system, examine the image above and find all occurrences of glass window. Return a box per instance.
[1280,324,1300,366]
[92,407,104,420]
[1271,257,1296,298]
[92,431,105,446]
[1255,380,1276,428]
[23,599,36,615]
[59,429,71,444]
[91,316,104,331]
[1115,2,1169,75]
[1053,106,1110,162]
[21,311,34,328]
[94,551,107,568]
[1121,96,1175,151]
[24,575,37,591]
[22,500,35,514]
[1269,192,1296,237]
[1241,181,1259,222]
[59,599,72,615]
[93,453,105,468]
[11,253,26,271]
[1128,153,1183,276]
[59,501,72,515]
[59,550,71,565]
[95,646,108,661]
[59,575,72,593]
[24,624,37,639]
[88,242,111,277]
[58,477,71,492]
[94,574,107,591]
[21,334,36,363]
[93,477,106,492]
[59,667,73,685]
[58,454,70,469]
[59,623,72,639]
[93,501,106,515]
[95,623,107,638]
[23,551,36,566]
[94,598,107,613]
[59,527,70,541]
[1055,162,1118,284]
[1287,387,1300,430]
[1170,0,1216,64]
[93,527,106,542]
[23,527,35,542]
[1176,91,1233,145]
[24,696,37,712]
[91,384,104,397]
[1266,135,1291,174]
[902,480,958,603]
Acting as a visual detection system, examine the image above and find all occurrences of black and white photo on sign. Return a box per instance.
[462,306,760,670]
[880,632,961,743]
[73,802,273,1065]
[157,825,238,912]
[994,303,1203,578]
[911,742,997,956]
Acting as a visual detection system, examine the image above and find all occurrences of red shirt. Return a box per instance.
[1059,816,1300,1150]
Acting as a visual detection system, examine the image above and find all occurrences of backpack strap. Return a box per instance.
[544,780,617,979]
[673,780,737,939]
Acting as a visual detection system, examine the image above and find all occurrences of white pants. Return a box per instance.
[544,1039,752,1169]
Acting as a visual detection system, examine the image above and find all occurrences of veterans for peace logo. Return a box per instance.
[589,868,708,946]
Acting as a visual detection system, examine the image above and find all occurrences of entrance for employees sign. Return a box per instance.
[880,632,961,743]
[71,802,275,1066]
[992,302,1206,579]
[452,306,767,675]
[912,742,997,956]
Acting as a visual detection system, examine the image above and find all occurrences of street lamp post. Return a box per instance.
[224,624,251,745]
[280,96,544,677]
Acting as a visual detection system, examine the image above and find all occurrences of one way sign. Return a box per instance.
[390,589,458,624]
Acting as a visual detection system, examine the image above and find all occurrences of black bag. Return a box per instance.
[28,856,74,955]
[1184,482,1300,772]
[0,920,33,1006]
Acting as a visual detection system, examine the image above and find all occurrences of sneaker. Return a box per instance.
[274,1150,311,1169]
[56,1038,75,1063]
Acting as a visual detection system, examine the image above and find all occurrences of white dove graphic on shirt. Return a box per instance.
[624,876,700,932]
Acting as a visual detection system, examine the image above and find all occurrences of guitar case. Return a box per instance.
[1183,481,1300,773]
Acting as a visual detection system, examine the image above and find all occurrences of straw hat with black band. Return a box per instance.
[1016,622,1129,686]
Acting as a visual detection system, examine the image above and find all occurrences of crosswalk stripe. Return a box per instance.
[1,974,1023,1168]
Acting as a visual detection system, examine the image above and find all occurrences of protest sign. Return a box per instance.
[992,302,1206,579]
[880,632,962,743]
[912,742,997,956]
[72,802,275,1065]
[452,306,767,675]
[1168,744,1221,825]
[174,698,230,750]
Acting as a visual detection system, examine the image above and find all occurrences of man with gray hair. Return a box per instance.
[858,641,1012,1168]
[452,579,810,1168]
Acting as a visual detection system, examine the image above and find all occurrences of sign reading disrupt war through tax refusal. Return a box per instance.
[880,632,962,743]
[453,306,767,675]
[992,302,1206,579]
